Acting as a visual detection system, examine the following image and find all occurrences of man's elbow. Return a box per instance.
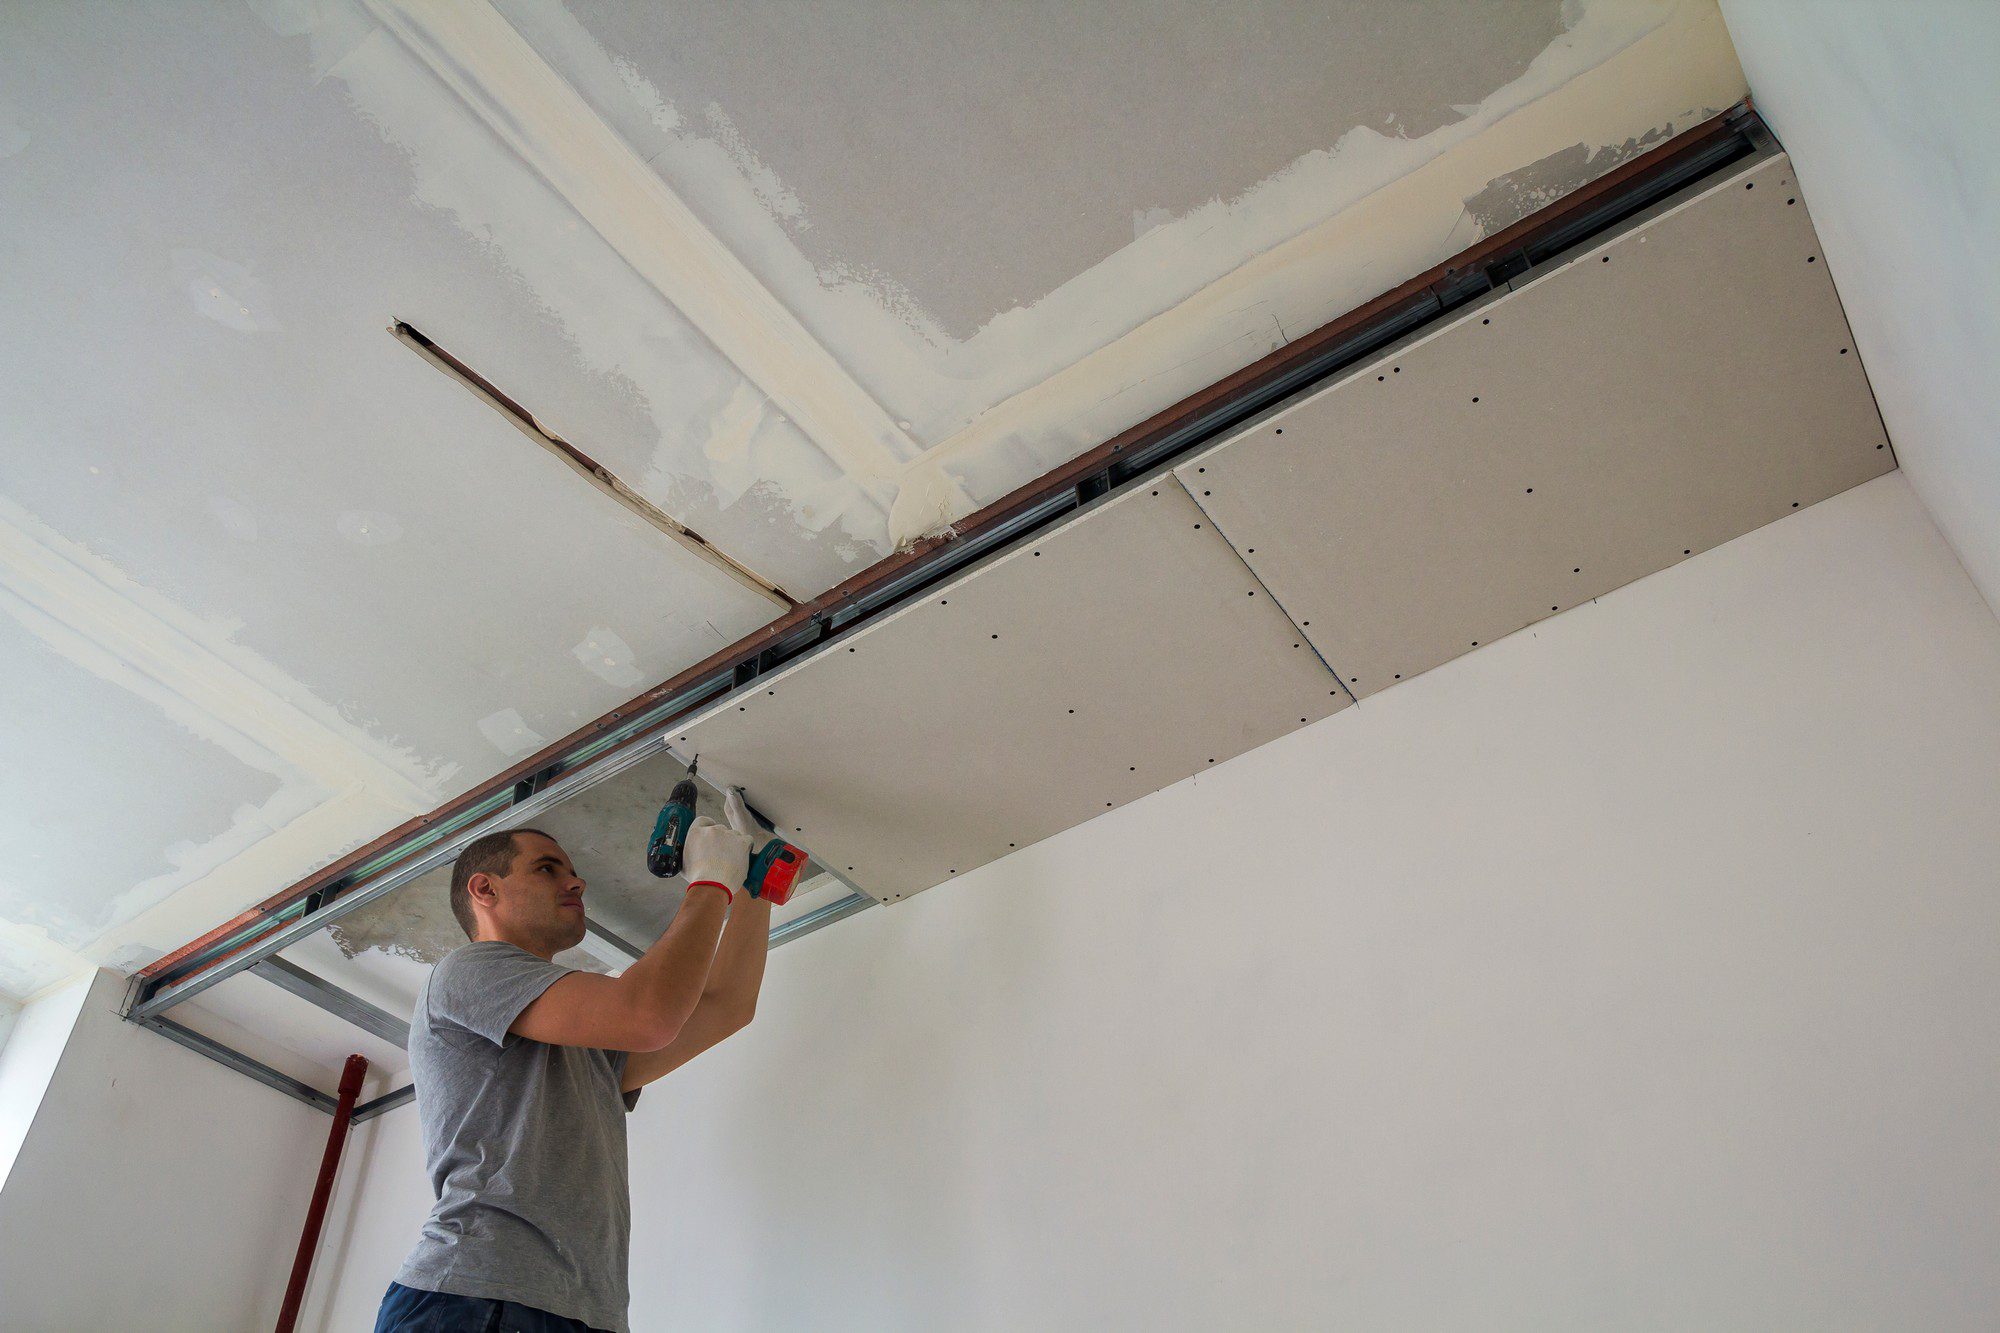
[718,996,755,1034]
[633,1013,685,1052]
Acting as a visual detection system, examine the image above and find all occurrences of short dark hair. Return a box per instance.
[449,828,554,939]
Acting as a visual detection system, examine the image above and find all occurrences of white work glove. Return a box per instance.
[681,789,761,895]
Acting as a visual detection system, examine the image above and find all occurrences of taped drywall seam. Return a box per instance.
[0,499,455,974]
[0,500,446,811]
[393,322,795,606]
[357,0,975,546]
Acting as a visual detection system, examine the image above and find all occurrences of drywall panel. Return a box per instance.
[306,474,2000,1329]
[670,482,1348,902]
[1720,1,2000,617]
[1177,151,1891,696]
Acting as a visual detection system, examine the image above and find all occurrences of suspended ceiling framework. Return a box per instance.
[0,0,1748,1004]
[132,139,1889,1107]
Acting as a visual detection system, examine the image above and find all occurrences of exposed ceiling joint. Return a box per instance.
[392,322,795,609]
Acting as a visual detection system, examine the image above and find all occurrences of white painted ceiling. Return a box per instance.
[0,0,1745,1001]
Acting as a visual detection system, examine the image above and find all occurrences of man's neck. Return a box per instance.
[475,926,558,961]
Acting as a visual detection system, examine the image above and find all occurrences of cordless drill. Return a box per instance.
[646,757,807,904]
[645,756,701,879]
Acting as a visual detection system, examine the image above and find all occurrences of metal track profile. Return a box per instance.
[122,107,1768,1117]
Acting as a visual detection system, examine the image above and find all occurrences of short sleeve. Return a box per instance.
[614,1051,641,1113]
[427,942,573,1046]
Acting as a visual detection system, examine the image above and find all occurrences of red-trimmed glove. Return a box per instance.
[683,813,750,901]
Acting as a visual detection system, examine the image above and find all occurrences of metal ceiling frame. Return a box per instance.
[123,105,1770,1119]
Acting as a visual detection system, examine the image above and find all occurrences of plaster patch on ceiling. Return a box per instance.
[558,0,1571,341]
[0,496,451,811]
[252,0,1739,570]
[326,881,464,965]
[0,495,468,1000]
[1460,130,1671,236]
[205,496,260,543]
[901,0,1746,512]
[336,509,403,546]
[252,0,969,566]
[477,707,547,759]
[573,626,643,689]
[0,923,85,1003]
[697,380,772,510]
[698,101,805,228]
[168,247,282,334]
[512,0,1742,546]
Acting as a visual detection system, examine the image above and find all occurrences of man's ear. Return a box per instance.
[466,870,501,914]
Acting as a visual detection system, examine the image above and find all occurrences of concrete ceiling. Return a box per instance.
[0,0,1744,1002]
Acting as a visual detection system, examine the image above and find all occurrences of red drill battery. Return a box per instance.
[746,839,807,905]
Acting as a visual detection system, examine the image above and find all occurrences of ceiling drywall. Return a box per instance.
[0,0,1744,1002]
[1717,1,2000,618]
[660,149,1887,907]
[1182,152,1887,696]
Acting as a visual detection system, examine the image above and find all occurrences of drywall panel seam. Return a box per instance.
[1171,472,1359,707]
[0,501,443,811]
[357,0,975,545]
[0,500,458,988]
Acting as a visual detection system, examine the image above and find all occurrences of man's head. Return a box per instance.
[448,828,587,957]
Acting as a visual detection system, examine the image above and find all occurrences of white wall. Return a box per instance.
[0,973,90,1192]
[0,970,331,1332]
[310,474,2000,1330]
[1721,1,2000,616]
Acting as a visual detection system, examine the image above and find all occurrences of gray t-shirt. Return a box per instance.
[396,941,639,1332]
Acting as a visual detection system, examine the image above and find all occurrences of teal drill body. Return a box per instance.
[645,758,700,879]
[645,756,808,904]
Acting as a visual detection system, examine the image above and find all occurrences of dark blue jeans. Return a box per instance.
[374,1281,607,1332]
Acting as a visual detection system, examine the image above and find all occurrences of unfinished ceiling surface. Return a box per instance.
[0,0,1746,1001]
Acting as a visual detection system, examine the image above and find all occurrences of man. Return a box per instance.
[375,794,769,1332]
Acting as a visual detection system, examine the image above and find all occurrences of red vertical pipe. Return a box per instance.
[276,1053,370,1333]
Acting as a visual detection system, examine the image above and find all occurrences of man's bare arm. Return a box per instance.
[620,892,772,1091]
[512,816,752,1051]
[510,886,730,1051]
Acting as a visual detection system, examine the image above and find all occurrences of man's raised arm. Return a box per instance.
[512,817,751,1051]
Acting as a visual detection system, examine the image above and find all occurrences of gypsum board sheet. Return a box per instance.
[668,481,1347,901]
[1174,150,1891,698]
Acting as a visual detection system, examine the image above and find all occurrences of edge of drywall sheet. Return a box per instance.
[134,106,1760,992]
[1177,138,1791,477]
